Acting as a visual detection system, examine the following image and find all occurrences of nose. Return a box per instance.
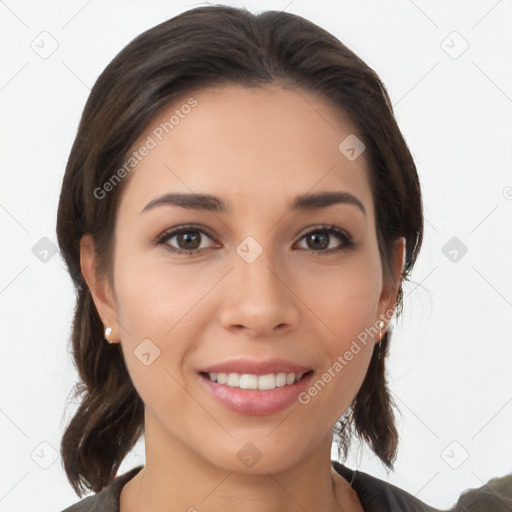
[218,247,301,338]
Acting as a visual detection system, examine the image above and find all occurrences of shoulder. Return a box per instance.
[449,473,512,511]
[332,460,441,511]
[60,466,144,512]
[332,460,512,512]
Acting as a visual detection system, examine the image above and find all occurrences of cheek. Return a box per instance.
[297,256,381,416]
[307,251,382,339]
[322,288,377,381]
[111,246,209,384]
[112,260,208,415]
[113,246,215,338]
[299,284,377,426]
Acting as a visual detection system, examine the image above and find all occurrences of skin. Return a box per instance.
[81,83,406,512]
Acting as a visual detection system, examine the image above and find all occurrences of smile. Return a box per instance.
[198,370,314,416]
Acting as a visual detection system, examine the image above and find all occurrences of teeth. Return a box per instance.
[206,372,306,390]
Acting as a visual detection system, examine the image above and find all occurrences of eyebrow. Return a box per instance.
[141,191,366,216]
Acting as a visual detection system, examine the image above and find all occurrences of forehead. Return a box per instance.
[120,84,374,219]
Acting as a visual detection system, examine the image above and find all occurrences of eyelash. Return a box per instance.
[154,224,354,257]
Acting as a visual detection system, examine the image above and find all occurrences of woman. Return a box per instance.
[57,5,512,511]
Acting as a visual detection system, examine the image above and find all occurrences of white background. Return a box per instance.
[1,0,511,510]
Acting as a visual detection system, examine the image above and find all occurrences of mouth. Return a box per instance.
[197,370,315,416]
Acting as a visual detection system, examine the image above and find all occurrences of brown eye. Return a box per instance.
[296,226,353,254]
[156,225,217,254]
[305,231,330,250]
[174,230,202,250]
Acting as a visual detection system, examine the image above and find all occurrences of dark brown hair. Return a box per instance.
[57,4,423,497]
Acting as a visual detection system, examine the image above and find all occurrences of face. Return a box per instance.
[83,83,405,475]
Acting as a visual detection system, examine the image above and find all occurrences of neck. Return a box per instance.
[120,416,361,512]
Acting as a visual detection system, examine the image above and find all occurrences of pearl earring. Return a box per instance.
[377,320,385,339]
[105,327,113,343]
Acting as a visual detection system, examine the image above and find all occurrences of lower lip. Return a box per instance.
[198,371,314,416]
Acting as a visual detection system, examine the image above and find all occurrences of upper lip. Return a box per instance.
[199,358,313,376]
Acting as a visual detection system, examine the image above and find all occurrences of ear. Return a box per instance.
[377,236,406,330]
[80,234,119,342]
